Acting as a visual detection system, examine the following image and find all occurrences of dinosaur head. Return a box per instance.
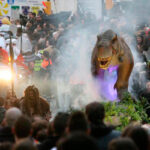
[96,30,118,70]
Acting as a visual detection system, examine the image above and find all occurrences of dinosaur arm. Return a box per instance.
[114,58,134,91]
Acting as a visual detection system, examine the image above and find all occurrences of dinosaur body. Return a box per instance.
[91,30,134,99]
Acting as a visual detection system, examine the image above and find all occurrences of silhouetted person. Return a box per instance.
[85,102,120,150]
[13,139,37,150]
[38,112,69,150]
[108,137,137,150]
[57,132,99,150]
[124,126,149,150]
[0,107,22,143]
[13,115,32,144]
[67,111,89,134]
[20,85,50,120]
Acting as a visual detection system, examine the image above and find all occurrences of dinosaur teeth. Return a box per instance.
[98,56,112,69]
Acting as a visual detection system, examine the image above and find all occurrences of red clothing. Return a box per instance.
[41,59,52,69]
[15,54,31,75]
[0,48,9,64]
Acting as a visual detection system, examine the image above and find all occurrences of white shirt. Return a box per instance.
[17,33,32,54]
[6,45,20,60]
[0,36,6,49]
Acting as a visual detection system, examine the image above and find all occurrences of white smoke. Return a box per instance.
[14,1,150,113]
[51,25,101,112]
[50,1,150,112]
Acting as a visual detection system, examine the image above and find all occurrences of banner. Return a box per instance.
[31,6,40,15]
[77,0,102,19]
[0,1,9,16]
[22,6,30,15]
[11,6,20,20]
[28,0,43,6]
[7,0,14,5]
[15,0,27,3]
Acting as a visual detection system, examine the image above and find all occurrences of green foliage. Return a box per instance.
[104,92,150,131]
[66,92,150,131]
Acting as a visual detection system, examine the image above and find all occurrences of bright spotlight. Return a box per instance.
[19,74,23,79]
[0,69,12,81]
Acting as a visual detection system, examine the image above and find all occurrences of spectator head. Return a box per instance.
[28,12,33,18]
[36,129,48,143]
[53,112,70,136]
[36,15,42,21]
[136,35,143,44]
[4,107,22,127]
[125,126,149,150]
[42,51,50,59]
[26,21,32,28]
[14,115,31,139]
[15,19,20,25]
[36,24,42,31]
[67,111,89,134]
[46,40,51,47]
[85,102,105,124]
[0,142,12,150]
[108,137,137,150]
[53,31,60,40]
[37,10,43,17]
[32,119,48,142]
[57,132,99,150]
[43,22,49,29]
[13,139,37,150]
[0,97,4,106]
[32,13,36,18]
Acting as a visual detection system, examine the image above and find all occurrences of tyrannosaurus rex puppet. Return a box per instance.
[91,30,134,99]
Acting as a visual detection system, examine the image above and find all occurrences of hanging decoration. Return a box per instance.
[0,1,9,16]
[31,6,40,15]
[11,6,20,20]
[22,6,30,16]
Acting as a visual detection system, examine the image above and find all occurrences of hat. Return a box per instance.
[2,17,11,25]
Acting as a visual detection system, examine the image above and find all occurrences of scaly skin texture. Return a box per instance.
[91,30,134,99]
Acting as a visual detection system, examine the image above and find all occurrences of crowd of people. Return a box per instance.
[0,9,150,97]
[0,4,150,150]
[0,93,149,150]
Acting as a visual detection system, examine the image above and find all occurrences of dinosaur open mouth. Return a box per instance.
[98,56,112,70]
[100,60,108,65]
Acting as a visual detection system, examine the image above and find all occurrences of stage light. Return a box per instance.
[18,74,23,79]
[0,69,12,81]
